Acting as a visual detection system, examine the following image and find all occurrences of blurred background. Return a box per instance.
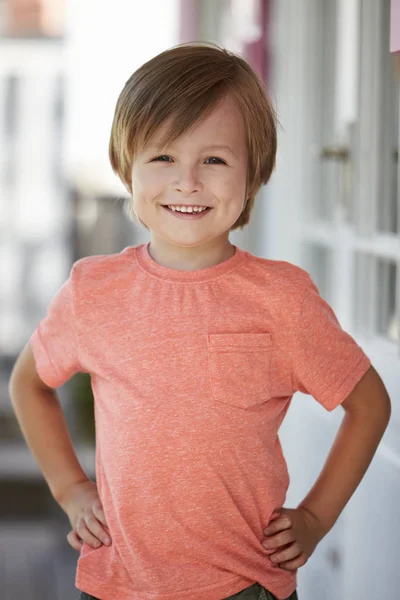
[0,0,399,598]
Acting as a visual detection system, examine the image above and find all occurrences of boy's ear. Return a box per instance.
[245,182,254,201]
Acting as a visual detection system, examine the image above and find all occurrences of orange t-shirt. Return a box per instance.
[30,243,371,600]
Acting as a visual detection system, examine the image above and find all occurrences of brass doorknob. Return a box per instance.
[320,146,350,161]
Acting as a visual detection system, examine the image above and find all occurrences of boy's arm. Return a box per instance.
[262,365,391,570]
[8,341,89,504]
[9,341,111,550]
[297,364,391,535]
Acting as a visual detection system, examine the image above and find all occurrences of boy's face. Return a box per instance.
[130,94,248,250]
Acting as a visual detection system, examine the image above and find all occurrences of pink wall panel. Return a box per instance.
[179,0,198,43]
[391,0,400,52]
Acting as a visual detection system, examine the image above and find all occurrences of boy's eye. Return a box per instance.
[152,155,172,162]
[205,157,226,165]
[151,155,226,165]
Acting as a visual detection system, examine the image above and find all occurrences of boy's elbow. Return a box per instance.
[341,365,391,425]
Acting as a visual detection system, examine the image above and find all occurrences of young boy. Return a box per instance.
[9,44,391,600]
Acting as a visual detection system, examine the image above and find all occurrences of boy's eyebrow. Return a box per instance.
[146,143,238,158]
[202,144,238,158]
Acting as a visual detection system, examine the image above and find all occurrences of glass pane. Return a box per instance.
[354,252,369,335]
[376,258,398,341]
[316,0,338,223]
[354,253,398,341]
[301,242,332,302]
[377,3,399,234]
[4,74,18,190]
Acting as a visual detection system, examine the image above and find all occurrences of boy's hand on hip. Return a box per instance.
[60,479,112,551]
[262,507,324,571]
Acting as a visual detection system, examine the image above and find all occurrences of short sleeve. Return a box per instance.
[30,265,82,388]
[292,279,371,411]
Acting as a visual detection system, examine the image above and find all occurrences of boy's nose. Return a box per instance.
[174,167,202,194]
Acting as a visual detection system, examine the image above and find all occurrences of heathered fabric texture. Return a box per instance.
[30,243,371,600]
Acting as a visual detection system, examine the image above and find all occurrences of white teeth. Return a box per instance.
[167,205,208,213]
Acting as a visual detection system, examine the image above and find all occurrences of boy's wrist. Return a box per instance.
[297,502,335,539]
[52,475,91,510]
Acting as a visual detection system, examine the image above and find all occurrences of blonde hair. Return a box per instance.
[109,43,277,230]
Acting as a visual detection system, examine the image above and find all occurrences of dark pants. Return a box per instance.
[79,581,298,599]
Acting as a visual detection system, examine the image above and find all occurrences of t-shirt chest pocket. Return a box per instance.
[207,332,273,409]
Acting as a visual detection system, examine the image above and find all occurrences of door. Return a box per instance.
[270,0,400,598]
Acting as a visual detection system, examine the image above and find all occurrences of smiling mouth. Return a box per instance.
[162,205,212,214]
[161,205,213,220]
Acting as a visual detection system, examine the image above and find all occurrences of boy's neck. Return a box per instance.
[147,237,236,272]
